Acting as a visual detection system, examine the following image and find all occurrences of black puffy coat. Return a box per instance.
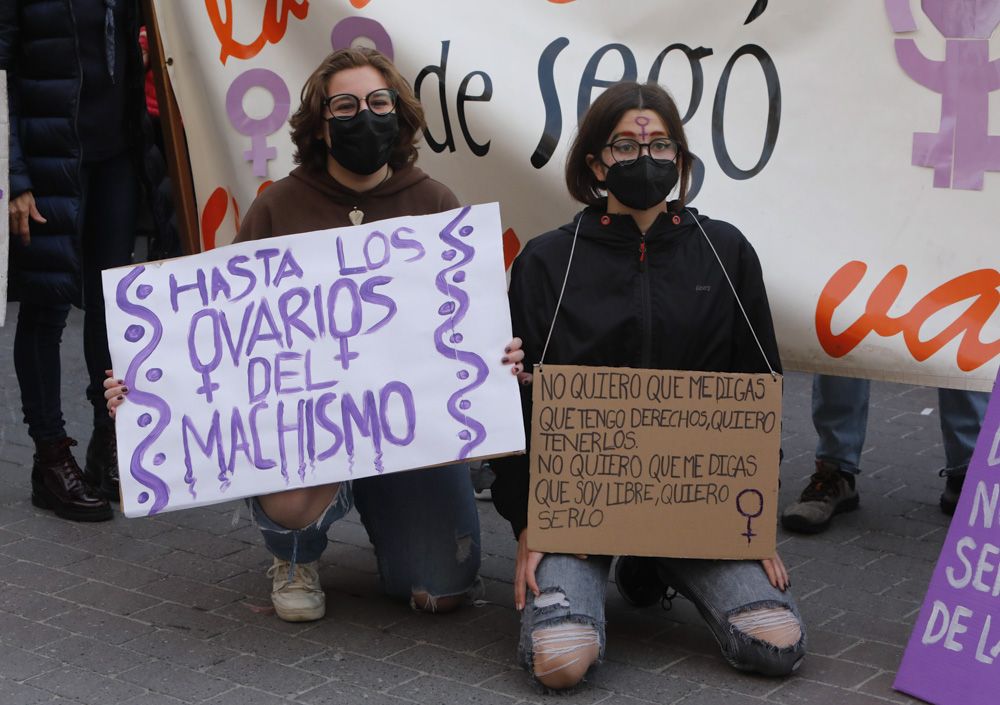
[1,0,175,305]
[491,203,783,538]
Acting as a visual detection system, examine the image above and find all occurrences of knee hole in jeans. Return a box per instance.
[258,484,340,530]
[531,622,600,690]
[728,607,802,648]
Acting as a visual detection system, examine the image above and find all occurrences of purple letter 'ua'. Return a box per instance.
[889,0,1000,189]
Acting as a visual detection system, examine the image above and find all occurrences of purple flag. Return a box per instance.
[895,370,1000,704]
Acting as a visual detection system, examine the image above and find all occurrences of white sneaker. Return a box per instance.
[266,558,325,622]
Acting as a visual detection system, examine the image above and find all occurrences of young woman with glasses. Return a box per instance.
[490,81,805,689]
[105,48,525,622]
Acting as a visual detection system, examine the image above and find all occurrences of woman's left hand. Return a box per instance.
[761,552,790,591]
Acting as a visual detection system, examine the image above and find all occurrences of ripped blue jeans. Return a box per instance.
[519,555,805,679]
[249,463,481,602]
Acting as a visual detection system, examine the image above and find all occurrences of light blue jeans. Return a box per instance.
[812,374,989,474]
[249,463,481,601]
[519,554,805,678]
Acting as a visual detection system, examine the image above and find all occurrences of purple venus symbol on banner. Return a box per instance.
[736,489,764,544]
[226,68,291,177]
[886,0,1000,190]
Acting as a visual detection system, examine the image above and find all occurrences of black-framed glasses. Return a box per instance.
[322,88,398,120]
[604,138,680,165]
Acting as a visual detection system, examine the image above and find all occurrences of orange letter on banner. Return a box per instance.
[205,0,310,65]
[816,262,1000,372]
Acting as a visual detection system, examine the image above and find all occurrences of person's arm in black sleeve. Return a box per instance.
[490,244,547,540]
[731,235,782,375]
[0,4,32,198]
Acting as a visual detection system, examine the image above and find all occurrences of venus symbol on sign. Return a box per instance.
[736,489,764,544]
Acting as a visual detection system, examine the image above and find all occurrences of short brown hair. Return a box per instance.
[290,48,426,172]
[565,82,692,210]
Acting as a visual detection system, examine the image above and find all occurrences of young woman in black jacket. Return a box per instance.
[491,81,805,690]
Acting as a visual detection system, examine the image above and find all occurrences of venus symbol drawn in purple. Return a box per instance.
[330,16,394,59]
[886,0,1000,190]
[736,489,764,544]
[226,68,291,178]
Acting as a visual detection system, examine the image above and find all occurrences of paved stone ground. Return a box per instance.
[0,303,964,705]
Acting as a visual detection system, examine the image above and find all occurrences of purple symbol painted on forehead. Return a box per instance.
[145,368,163,382]
[442,250,457,261]
[153,453,166,466]
[438,301,456,315]
[635,115,651,141]
[330,16,394,58]
[459,400,471,410]
[450,333,464,344]
[457,370,470,380]
[225,68,291,177]
[138,492,150,504]
[138,413,152,428]
[137,284,153,299]
[125,325,145,342]
[453,271,466,283]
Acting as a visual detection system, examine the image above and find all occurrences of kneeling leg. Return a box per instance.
[518,555,612,690]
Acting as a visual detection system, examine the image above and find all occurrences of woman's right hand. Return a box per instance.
[9,191,47,245]
[103,370,128,419]
[514,528,544,611]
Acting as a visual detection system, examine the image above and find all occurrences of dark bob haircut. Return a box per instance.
[566,82,692,210]
[290,48,426,172]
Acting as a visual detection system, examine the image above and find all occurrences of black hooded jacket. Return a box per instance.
[491,202,782,538]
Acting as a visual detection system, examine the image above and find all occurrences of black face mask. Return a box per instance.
[604,156,679,210]
[326,110,399,175]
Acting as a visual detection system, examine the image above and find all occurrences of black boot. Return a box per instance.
[32,437,113,522]
[85,424,120,502]
[615,556,669,607]
[939,465,967,516]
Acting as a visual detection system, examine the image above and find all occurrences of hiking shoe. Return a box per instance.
[939,466,967,516]
[781,460,859,534]
[266,558,325,622]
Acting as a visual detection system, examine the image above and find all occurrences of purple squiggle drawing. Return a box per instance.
[434,206,489,459]
[116,266,173,515]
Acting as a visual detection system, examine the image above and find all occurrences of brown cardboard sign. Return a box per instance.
[527,365,782,559]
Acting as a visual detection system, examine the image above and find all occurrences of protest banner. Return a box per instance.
[895,368,1000,705]
[102,203,525,517]
[526,365,781,559]
[149,0,1000,392]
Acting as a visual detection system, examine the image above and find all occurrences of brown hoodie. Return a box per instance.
[235,164,460,241]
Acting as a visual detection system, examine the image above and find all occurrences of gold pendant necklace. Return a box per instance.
[346,167,393,226]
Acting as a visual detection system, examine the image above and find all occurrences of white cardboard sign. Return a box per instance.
[103,203,525,517]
